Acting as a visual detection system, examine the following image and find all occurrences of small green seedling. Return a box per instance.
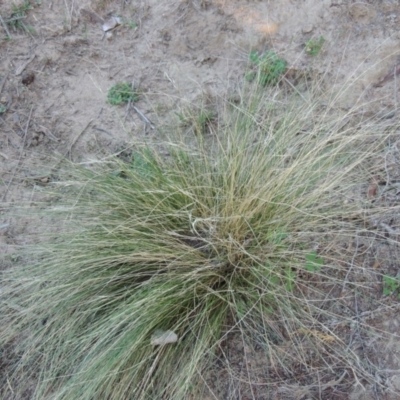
[270,229,288,245]
[284,251,324,291]
[107,82,139,105]
[267,263,296,292]
[305,36,325,56]
[382,275,400,298]
[0,104,6,114]
[304,251,323,272]
[10,254,20,262]
[126,20,137,30]
[8,1,33,32]
[285,267,296,292]
[120,17,137,30]
[246,51,287,86]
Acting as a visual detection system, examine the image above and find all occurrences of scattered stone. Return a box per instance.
[302,24,313,34]
[102,16,122,32]
[151,330,178,346]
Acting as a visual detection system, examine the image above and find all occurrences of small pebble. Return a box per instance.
[302,25,314,34]
[151,330,178,346]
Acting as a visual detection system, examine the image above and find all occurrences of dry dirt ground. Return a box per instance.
[2,1,400,399]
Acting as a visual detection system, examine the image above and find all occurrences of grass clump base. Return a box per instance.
[1,81,398,399]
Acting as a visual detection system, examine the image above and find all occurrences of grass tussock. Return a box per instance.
[0,82,398,399]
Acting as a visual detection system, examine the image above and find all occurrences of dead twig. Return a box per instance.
[0,14,11,39]
[131,105,155,129]
[93,126,112,136]
[20,20,35,40]
[2,106,34,202]
[67,119,93,160]
[351,303,400,322]
[125,81,154,129]
[15,54,35,76]
[124,100,131,124]
[5,15,27,23]
[0,72,9,96]
[379,222,400,236]
[34,122,60,142]
[374,63,400,88]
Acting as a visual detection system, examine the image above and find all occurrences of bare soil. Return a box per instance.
[2,1,400,399]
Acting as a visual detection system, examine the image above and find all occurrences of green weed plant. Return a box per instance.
[305,36,325,56]
[383,275,400,298]
[107,82,139,105]
[246,50,287,86]
[8,1,33,32]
